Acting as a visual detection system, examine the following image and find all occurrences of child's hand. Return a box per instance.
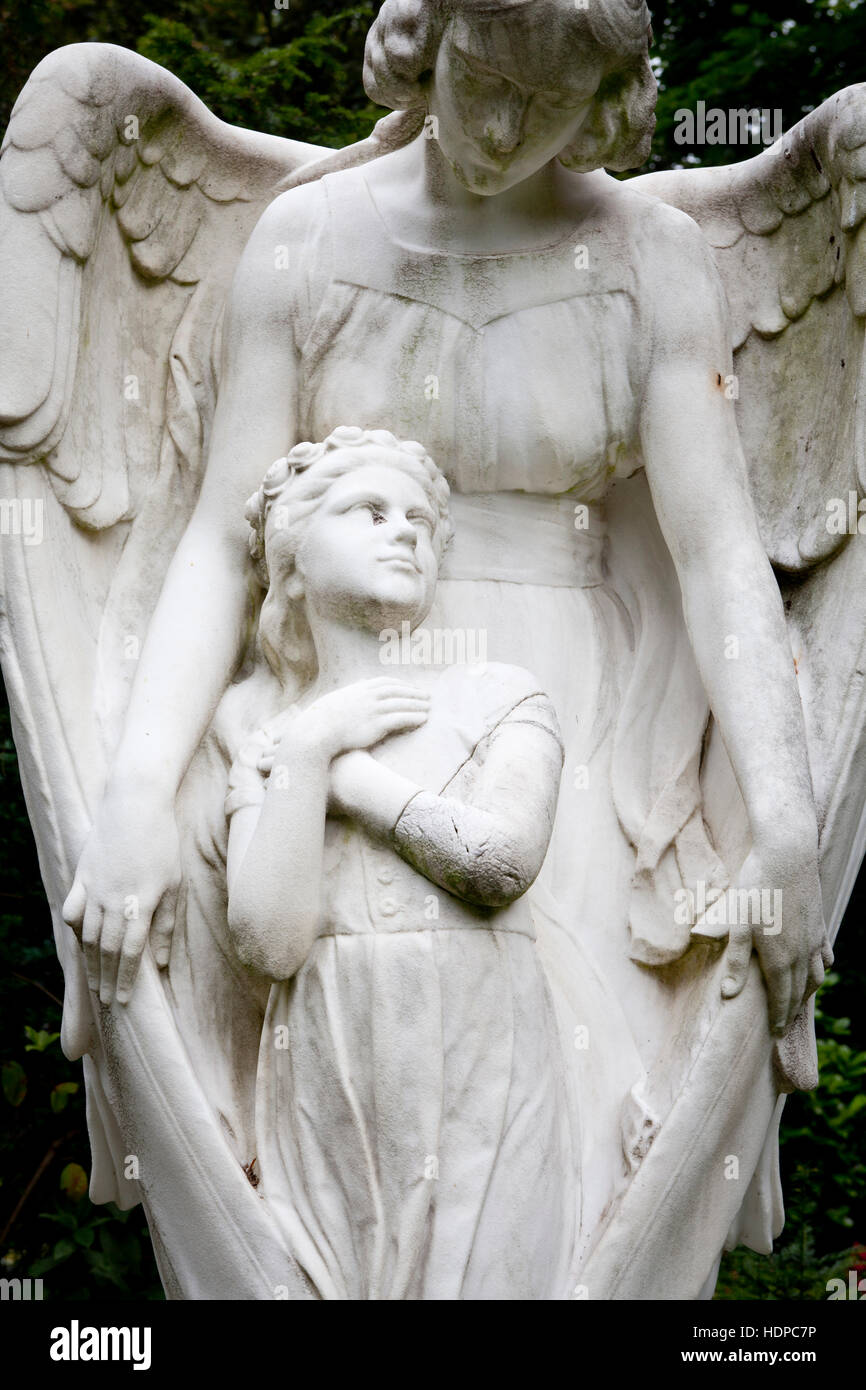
[251,711,299,776]
[265,680,429,763]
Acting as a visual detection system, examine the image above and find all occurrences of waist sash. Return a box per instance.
[440,492,605,588]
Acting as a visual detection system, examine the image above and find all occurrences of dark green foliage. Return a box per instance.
[1,2,381,146]
[649,1,866,170]
[716,968,866,1300]
[5,1,866,166]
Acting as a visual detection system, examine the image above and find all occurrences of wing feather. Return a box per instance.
[0,41,330,526]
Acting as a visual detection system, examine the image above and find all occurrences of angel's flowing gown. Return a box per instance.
[270,165,706,1254]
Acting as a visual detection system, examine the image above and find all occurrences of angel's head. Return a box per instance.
[245,426,452,682]
[363,0,656,192]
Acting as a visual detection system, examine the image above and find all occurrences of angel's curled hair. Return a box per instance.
[363,0,656,173]
[245,426,452,684]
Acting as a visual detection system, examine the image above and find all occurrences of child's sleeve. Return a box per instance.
[392,693,564,908]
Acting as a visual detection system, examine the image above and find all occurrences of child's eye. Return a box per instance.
[354,501,385,522]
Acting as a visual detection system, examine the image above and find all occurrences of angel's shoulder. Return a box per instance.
[229,178,332,325]
[600,180,726,336]
[613,180,714,271]
[242,178,330,260]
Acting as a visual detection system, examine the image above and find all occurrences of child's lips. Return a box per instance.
[378,551,420,574]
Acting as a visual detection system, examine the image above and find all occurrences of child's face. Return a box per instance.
[286,457,441,630]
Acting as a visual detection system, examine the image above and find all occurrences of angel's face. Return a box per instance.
[428,7,602,195]
[287,459,440,632]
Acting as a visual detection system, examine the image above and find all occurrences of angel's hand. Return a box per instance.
[62,789,182,1006]
[720,845,832,1035]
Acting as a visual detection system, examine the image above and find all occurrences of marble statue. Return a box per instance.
[0,0,864,1299]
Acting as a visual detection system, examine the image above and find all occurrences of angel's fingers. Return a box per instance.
[805,949,826,1001]
[765,967,793,1037]
[787,956,809,1031]
[721,924,753,999]
[62,879,86,936]
[151,886,180,970]
[81,905,103,993]
[115,922,151,1005]
[98,918,126,1005]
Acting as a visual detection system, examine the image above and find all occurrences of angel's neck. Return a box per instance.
[367,135,597,255]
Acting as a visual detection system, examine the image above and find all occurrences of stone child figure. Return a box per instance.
[223,426,573,1300]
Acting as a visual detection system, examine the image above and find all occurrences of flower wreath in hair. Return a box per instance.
[244,424,453,589]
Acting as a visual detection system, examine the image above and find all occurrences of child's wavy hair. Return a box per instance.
[362,0,656,173]
[245,426,452,685]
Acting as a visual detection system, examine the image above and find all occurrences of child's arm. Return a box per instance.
[227,727,332,979]
[331,695,564,908]
[226,679,429,977]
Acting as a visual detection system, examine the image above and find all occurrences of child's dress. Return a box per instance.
[225,662,575,1300]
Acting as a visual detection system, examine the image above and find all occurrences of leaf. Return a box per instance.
[50,1081,79,1114]
[24,1026,60,1053]
[59,1162,88,1201]
[85,1251,127,1289]
[835,1093,866,1125]
[52,1238,75,1262]
[74,1226,95,1248]
[2,1060,26,1106]
[38,1210,76,1228]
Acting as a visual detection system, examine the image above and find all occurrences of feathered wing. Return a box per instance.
[579,87,866,1298]
[0,40,403,1296]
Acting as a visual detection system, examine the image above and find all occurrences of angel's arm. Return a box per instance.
[63,192,307,1004]
[112,193,303,800]
[331,696,564,908]
[638,205,829,1034]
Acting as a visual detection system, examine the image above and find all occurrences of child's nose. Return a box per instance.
[391,514,417,545]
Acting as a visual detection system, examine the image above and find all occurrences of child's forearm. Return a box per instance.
[333,752,553,908]
[227,733,330,979]
[391,792,542,906]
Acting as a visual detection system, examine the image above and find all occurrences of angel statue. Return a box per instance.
[1,0,864,1300]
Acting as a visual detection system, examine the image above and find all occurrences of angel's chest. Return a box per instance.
[297,263,644,498]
